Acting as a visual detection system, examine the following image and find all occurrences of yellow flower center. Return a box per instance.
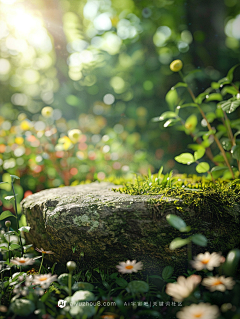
[213,280,223,286]
[194,313,203,318]
[125,265,133,270]
[42,251,46,254]
[39,277,48,281]
[201,258,210,264]
[19,260,26,264]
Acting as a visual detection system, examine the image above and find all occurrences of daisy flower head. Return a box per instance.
[30,274,57,289]
[11,257,35,267]
[116,260,143,274]
[176,303,219,319]
[190,252,225,271]
[35,247,54,254]
[166,275,201,302]
[202,276,235,292]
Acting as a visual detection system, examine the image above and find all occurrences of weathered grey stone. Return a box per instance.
[21,182,240,275]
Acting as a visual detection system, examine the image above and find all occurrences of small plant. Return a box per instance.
[153,61,240,180]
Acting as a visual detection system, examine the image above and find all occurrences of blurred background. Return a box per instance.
[0,0,240,218]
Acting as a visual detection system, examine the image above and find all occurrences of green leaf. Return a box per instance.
[221,86,239,96]
[185,114,198,132]
[211,166,229,172]
[179,226,191,232]
[166,214,187,231]
[0,246,8,251]
[174,153,194,164]
[163,118,180,127]
[18,226,30,233]
[10,175,20,180]
[205,112,216,123]
[223,248,240,277]
[195,92,208,104]
[211,82,220,89]
[152,111,176,122]
[9,243,21,251]
[206,93,223,102]
[194,148,205,161]
[226,64,240,83]
[232,145,240,160]
[0,182,8,184]
[116,277,128,287]
[0,211,16,220]
[172,82,188,89]
[4,195,15,201]
[169,237,191,250]
[220,99,240,114]
[162,266,174,280]
[191,234,207,247]
[221,138,232,151]
[218,77,231,85]
[166,89,178,111]
[127,281,149,294]
[180,103,198,108]
[196,162,210,173]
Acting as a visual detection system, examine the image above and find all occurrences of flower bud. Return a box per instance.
[66,261,77,272]
[41,106,53,118]
[5,220,11,228]
[170,60,183,72]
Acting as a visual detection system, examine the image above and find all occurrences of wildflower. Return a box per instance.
[176,303,219,319]
[116,260,143,273]
[35,247,54,254]
[11,257,35,266]
[202,276,235,292]
[190,252,225,271]
[166,275,201,302]
[170,59,183,72]
[29,274,57,289]
[41,106,53,118]
[68,129,82,143]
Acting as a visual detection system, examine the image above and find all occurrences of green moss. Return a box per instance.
[112,174,240,223]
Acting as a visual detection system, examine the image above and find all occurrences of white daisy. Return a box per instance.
[202,276,235,292]
[11,257,35,266]
[190,252,225,271]
[116,260,143,274]
[27,274,57,289]
[176,303,219,319]
[166,275,201,302]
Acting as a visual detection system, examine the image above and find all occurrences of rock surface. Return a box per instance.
[21,182,240,274]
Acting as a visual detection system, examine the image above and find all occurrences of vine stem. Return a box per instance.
[179,71,235,179]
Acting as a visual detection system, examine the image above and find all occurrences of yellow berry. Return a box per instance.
[170,60,183,72]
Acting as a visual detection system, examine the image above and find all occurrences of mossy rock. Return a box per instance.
[21,181,240,276]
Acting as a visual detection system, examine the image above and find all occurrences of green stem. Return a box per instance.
[68,272,72,296]
[11,180,24,256]
[178,71,235,179]
[39,254,44,274]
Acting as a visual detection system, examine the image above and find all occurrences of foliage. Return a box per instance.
[153,62,240,180]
